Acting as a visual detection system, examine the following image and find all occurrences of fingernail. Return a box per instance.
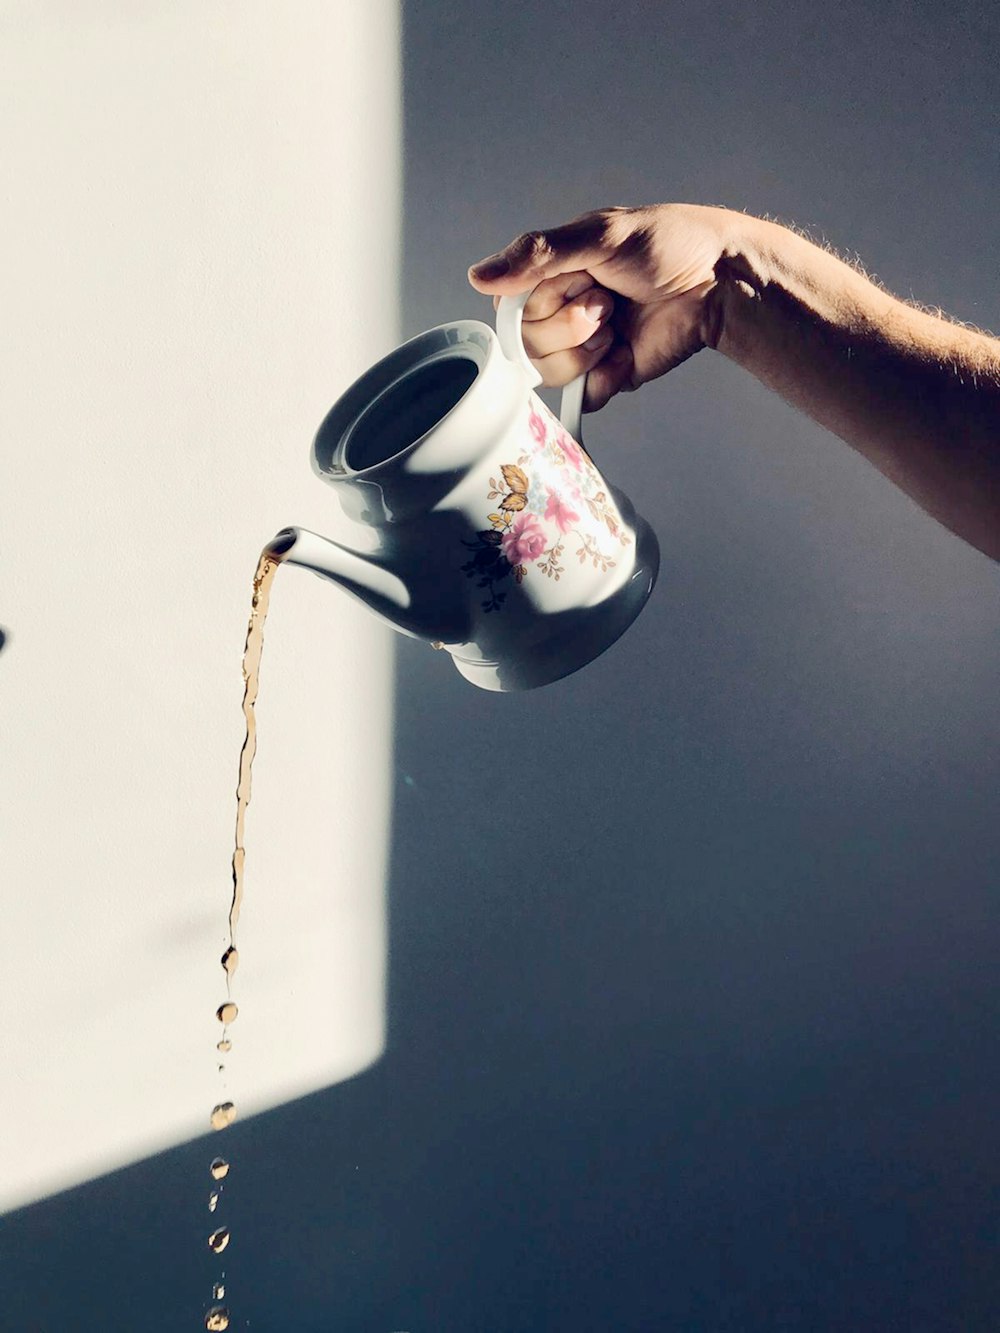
[583,326,614,351]
[582,293,611,323]
[470,254,509,279]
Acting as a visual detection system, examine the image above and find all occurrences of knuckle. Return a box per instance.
[518,229,555,267]
[586,205,635,245]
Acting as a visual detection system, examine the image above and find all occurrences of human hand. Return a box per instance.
[468,204,736,411]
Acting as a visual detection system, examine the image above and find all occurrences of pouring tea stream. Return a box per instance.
[267,292,660,691]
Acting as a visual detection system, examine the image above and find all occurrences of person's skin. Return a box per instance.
[468,204,1000,562]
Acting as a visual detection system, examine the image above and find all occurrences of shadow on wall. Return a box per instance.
[3,726,999,1332]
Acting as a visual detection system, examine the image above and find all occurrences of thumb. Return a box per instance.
[467,208,628,295]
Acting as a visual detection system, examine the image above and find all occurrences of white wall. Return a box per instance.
[0,1,399,1212]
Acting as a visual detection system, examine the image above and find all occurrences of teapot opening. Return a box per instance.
[343,352,479,472]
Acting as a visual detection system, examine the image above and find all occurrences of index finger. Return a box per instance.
[468,208,631,295]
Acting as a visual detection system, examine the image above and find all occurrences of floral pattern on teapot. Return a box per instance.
[460,399,632,613]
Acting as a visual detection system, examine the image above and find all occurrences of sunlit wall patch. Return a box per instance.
[0,0,400,1214]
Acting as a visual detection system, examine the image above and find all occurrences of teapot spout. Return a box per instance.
[266,526,420,636]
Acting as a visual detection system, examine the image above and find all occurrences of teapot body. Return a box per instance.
[296,315,659,691]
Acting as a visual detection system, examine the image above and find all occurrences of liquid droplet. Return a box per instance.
[209,1191,219,1212]
[216,1001,238,1024]
[210,1102,236,1130]
[210,1157,230,1180]
[213,1283,226,1300]
[216,1039,232,1053]
[221,946,239,977]
[205,1307,230,1331]
[208,1226,231,1254]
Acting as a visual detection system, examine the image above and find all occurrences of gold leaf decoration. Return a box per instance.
[501,463,529,494]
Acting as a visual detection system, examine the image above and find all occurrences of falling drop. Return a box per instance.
[205,1307,230,1331]
[210,1102,236,1130]
[221,946,239,977]
[210,1157,230,1180]
[209,1191,219,1212]
[216,1039,232,1053]
[208,1226,231,1254]
[213,1283,226,1301]
[216,1001,238,1024]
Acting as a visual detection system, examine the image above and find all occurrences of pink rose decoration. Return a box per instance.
[501,512,547,564]
[544,489,580,533]
[557,429,584,471]
[528,409,547,450]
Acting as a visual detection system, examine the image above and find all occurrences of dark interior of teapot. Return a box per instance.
[345,355,479,471]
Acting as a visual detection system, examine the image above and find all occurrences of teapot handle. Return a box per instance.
[496,291,586,443]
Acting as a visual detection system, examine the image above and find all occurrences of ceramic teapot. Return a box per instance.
[268,292,659,691]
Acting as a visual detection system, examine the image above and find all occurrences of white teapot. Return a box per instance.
[269,292,659,691]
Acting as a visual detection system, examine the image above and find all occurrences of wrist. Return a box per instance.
[692,209,780,358]
[711,214,791,359]
[711,213,894,368]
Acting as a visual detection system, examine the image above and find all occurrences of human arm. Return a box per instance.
[468,204,1000,561]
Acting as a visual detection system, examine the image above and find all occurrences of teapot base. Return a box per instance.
[447,517,660,692]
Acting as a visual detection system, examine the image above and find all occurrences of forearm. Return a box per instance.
[714,214,1000,560]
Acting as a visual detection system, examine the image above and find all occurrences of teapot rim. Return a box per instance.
[312,318,501,482]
